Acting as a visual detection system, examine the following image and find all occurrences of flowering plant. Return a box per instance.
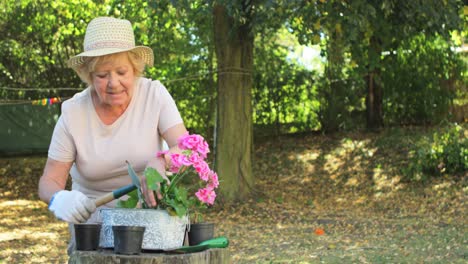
[118,133,219,220]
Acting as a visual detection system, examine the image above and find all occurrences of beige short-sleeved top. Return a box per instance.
[48,77,183,203]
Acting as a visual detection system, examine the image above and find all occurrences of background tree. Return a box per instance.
[213,3,254,201]
[292,0,464,130]
[253,27,318,135]
[211,0,302,201]
[0,0,103,100]
[0,0,465,201]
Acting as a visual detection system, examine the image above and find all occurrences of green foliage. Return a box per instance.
[145,166,191,217]
[404,124,467,181]
[144,167,165,191]
[117,162,194,218]
[0,0,103,90]
[318,75,366,132]
[382,34,465,125]
[290,0,465,130]
[0,0,218,134]
[0,0,465,139]
[116,189,139,208]
[253,26,320,134]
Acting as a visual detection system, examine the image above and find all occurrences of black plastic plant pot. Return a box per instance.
[188,222,214,246]
[112,225,146,255]
[74,224,101,251]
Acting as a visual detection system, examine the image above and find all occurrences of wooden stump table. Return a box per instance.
[68,248,230,264]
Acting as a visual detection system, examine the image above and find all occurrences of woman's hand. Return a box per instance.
[140,174,157,207]
[38,158,94,223]
[141,156,170,207]
[49,190,96,223]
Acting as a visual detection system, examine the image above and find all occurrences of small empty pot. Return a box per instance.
[188,222,214,246]
[112,225,146,255]
[74,224,101,251]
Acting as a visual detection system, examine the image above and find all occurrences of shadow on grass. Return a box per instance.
[0,199,69,263]
[0,125,465,263]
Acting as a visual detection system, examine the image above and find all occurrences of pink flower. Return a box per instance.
[169,153,183,173]
[178,133,210,158]
[178,133,201,150]
[193,161,210,181]
[155,133,219,213]
[195,187,217,205]
[156,150,169,158]
[196,141,210,159]
[188,152,203,164]
[207,172,219,189]
[176,153,192,166]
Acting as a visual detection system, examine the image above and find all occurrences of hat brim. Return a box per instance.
[67,46,154,68]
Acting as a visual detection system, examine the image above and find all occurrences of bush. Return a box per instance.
[382,34,464,125]
[404,124,467,181]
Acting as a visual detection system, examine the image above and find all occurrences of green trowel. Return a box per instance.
[165,236,229,253]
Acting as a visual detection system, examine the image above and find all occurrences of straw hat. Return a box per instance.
[67,17,154,68]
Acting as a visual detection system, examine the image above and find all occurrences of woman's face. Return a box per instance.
[91,52,136,109]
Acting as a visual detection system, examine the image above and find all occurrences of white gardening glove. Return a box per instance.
[48,190,96,224]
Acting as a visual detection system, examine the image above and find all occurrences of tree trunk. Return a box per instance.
[365,71,383,130]
[366,38,383,130]
[321,30,346,133]
[206,42,216,150]
[213,4,254,201]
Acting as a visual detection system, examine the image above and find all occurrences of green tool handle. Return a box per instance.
[199,236,229,248]
[113,184,137,198]
[167,236,229,253]
[95,184,137,207]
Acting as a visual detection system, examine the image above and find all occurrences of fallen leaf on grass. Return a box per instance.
[315,228,325,235]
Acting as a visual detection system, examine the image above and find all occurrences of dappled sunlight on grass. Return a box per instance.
[372,167,403,191]
[1,126,465,263]
[253,128,466,218]
[295,150,321,162]
[432,180,454,190]
[0,229,62,243]
[0,197,69,263]
[0,199,39,207]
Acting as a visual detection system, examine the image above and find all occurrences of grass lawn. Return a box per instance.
[0,125,466,263]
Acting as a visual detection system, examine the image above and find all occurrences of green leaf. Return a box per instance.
[144,167,165,191]
[166,199,187,218]
[174,187,189,205]
[116,190,139,208]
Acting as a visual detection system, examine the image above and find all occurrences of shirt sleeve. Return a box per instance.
[48,111,76,162]
[157,84,184,134]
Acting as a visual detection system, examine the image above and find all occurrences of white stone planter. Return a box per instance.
[99,208,188,250]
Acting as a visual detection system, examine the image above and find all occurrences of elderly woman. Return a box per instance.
[38,17,186,237]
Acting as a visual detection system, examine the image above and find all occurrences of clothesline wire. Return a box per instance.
[0,67,356,92]
[0,97,72,106]
[0,67,254,91]
[0,68,355,105]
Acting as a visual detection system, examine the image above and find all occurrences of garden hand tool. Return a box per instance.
[126,160,145,205]
[49,190,96,224]
[164,236,229,253]
[94,184,137,207]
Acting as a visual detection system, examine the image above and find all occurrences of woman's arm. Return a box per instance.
[162,123,188,161]
[38,158,73,203]
[145,123,188,170]
[38,158,96,223]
